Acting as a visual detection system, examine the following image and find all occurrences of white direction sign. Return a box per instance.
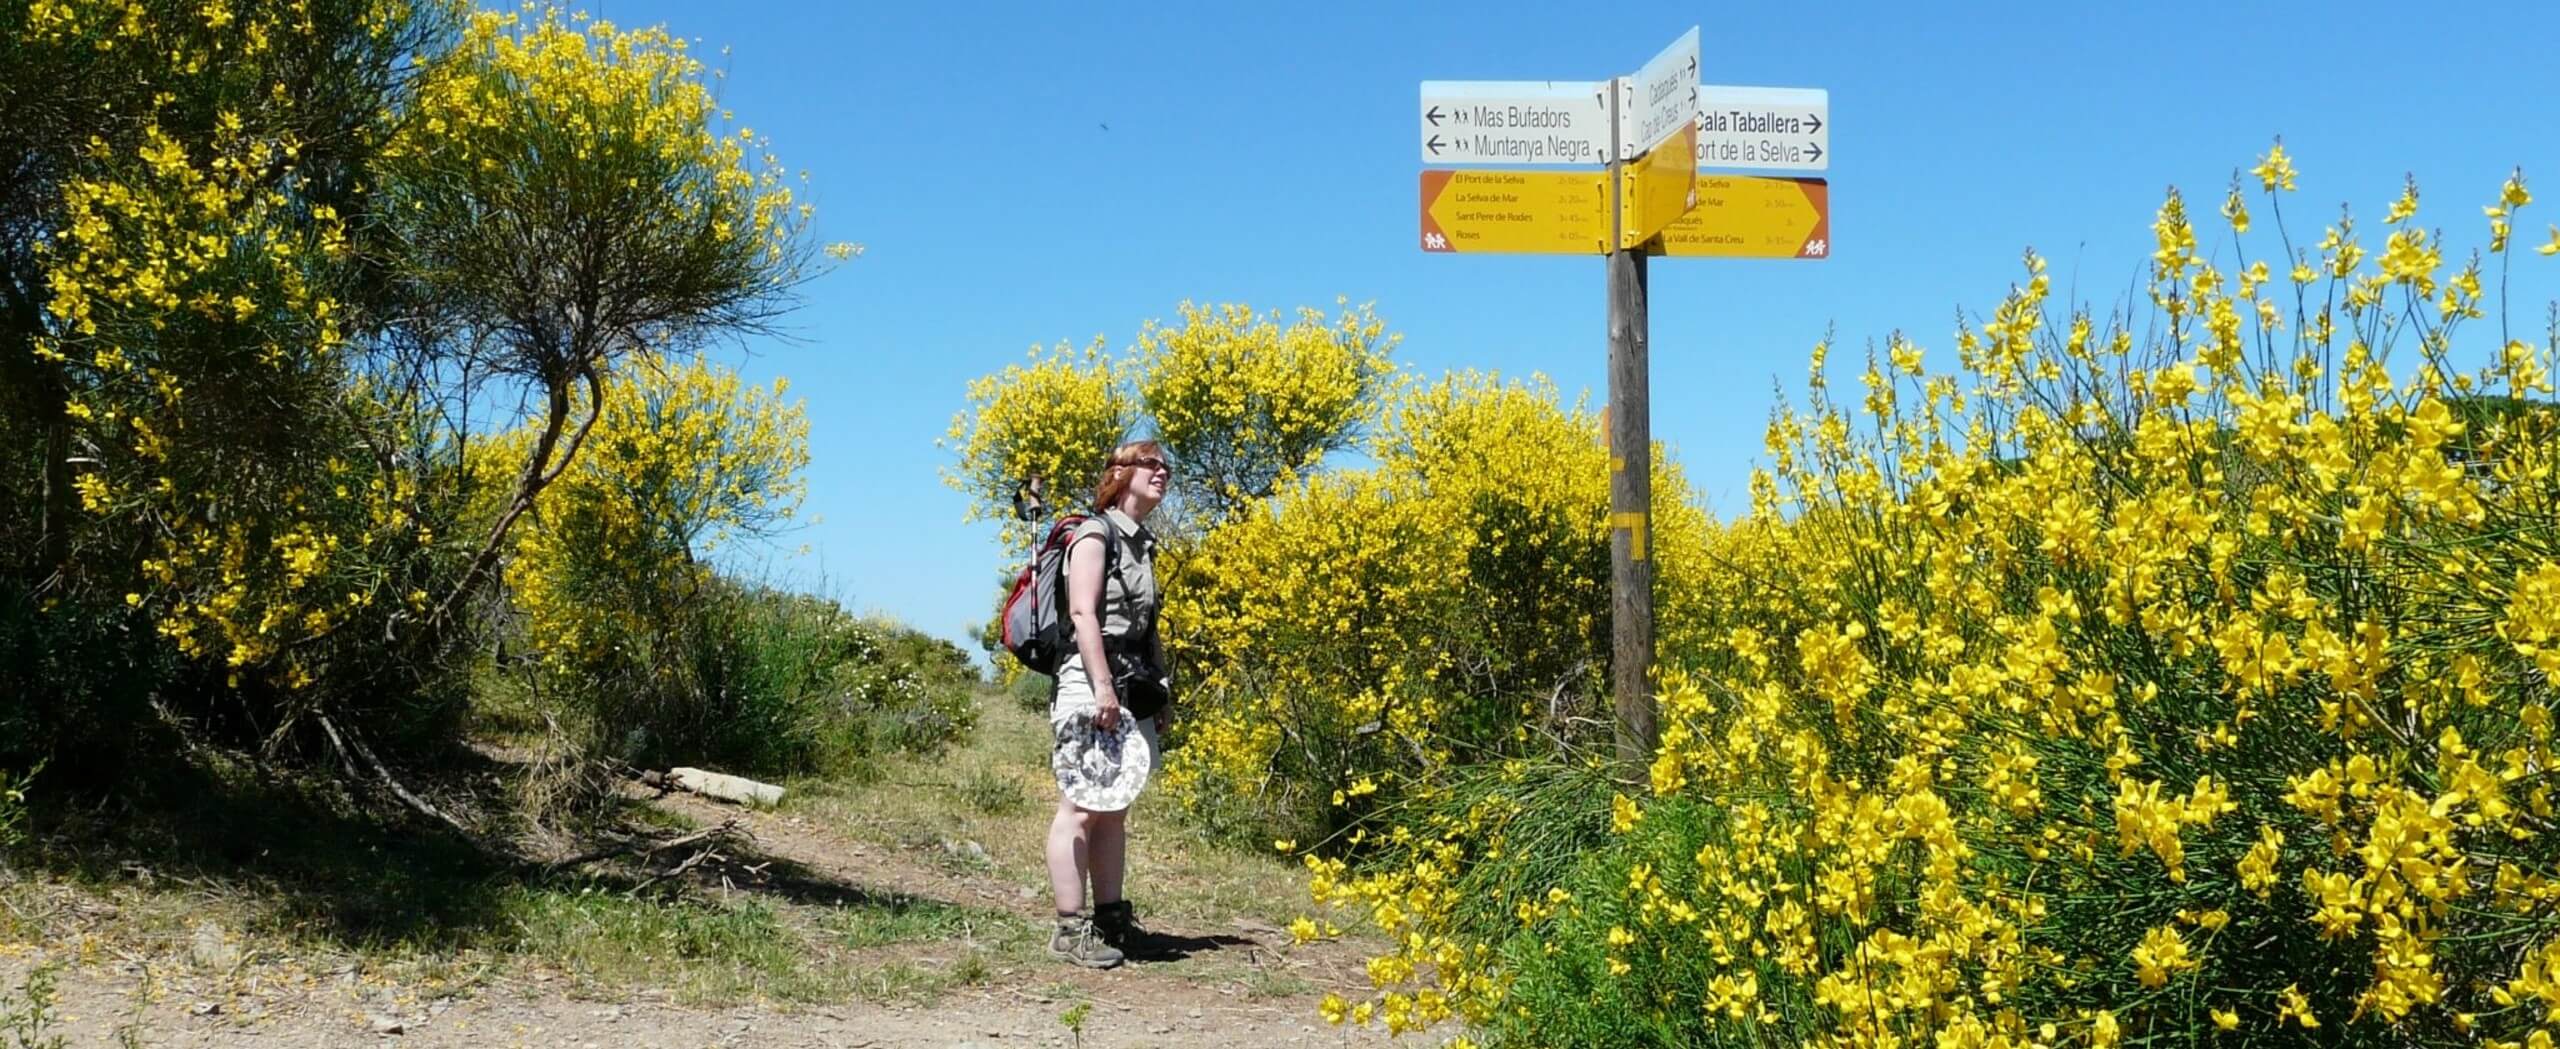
[1696,85,1829,172]
[1618,26,1700,160]
[1419,80,1612,166]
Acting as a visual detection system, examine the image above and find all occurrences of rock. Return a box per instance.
[368,1013,405,1035]
[190,921,242,972]
[1186,1008,1204,1019]
[189,1001,222,1017]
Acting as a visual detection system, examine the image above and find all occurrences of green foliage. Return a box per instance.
[1007,668,1054,714]
[0,962,65,1049]
[954,765,1028,816]
[510,577,975,780]
[1060,1000,1093,1047]
[1481,789,1780,1049]
[0,761,39,857]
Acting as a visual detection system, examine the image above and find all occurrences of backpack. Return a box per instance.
[999,512,1117,675]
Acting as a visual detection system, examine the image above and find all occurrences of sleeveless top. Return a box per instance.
[1068,507,1159,654]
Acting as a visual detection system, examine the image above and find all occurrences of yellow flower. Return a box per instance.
[1610,793,1644,833]
[2131,925,2197,988]
[2278,984,2319,1028]
[2252,139,2298,191]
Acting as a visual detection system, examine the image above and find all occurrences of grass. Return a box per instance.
[817,894,1026,950]
[494,888,838,1004]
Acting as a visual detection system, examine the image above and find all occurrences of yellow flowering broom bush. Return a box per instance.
[1158,369,1716,839]
[381,2,841,632]
[4,0,468,758]
[1137,301,1399,525]
[1317,150,2560,1048]
[946,299,1395,548]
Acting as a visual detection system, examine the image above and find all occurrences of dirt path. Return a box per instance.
[8,802,1403,1048]
[2,698,1433,1047]
[14,965,1384,1048]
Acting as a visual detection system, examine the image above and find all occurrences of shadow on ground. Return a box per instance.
[1120,929,1258,964]
[20,744,986,955]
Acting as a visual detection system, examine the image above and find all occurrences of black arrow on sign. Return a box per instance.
[1427,135,1445,156]
[1804,112,1823,134]
[1685,54,1697,77]
[1804,143,1823,163]
[1426,106,1444,127]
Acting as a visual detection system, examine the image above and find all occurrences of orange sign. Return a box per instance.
[1649,176,1829,260]
[1618,123,1698,249]
[1419,169,1610,255]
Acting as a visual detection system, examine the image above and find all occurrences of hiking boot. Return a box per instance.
[1092,899,1155,953]
[1049,913,1124,969]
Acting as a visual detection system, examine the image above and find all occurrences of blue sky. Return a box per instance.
[588,0,2560,656]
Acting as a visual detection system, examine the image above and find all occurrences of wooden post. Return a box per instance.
[1605,80,1658,772]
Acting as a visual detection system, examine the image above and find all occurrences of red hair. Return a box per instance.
[1092,439,1164,510]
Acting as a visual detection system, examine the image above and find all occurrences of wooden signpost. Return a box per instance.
[1417,31,1831,770]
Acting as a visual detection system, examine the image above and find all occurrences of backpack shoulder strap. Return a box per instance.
[1054,512,1120,611]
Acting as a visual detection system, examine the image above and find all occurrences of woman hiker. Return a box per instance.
[1044,440,1175,968]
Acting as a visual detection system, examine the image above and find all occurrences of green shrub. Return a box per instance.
[0,761,38,859]
[505,578,977,781]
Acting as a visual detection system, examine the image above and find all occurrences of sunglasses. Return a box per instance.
[1127,457,1173,475]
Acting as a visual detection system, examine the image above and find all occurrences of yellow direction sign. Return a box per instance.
[1649,175,1829,259]
[1618,123,1698,249]
[1419,169,1609,255]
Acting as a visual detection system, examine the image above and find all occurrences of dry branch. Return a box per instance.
[543,818,743,873]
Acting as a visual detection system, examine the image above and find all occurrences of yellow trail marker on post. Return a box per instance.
[1618,123,1698,249]
[1418,170,1610,255]
[1650,175,1830,260]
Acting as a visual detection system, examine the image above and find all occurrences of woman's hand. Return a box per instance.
[1093,684,1123,732]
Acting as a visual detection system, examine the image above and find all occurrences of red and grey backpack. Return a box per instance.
[998,511,1118,675]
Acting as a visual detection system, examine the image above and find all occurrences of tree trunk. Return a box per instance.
[431,361,604,627]
[0,279,70,583]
